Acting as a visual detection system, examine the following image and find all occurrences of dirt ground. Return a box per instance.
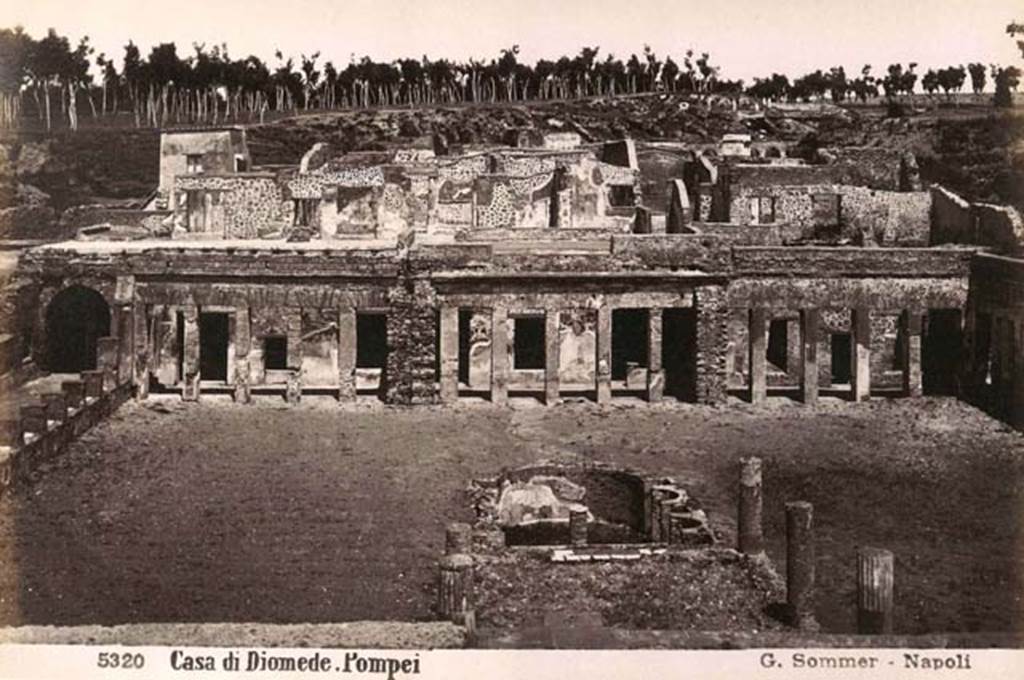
[0,394,1020,635]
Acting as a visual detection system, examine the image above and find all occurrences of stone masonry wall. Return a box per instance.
[174,175,287,238]
[385,277,439,405]
[694,285,729,403]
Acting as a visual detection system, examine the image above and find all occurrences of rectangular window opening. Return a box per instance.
[357,314,388,369]
[513,316,545,370]
[608,185,637,208]
[186,154,204,175]
[767,319,789,372]
[264,336,288,371]
[831,333,852,383]
[611,309,649,381]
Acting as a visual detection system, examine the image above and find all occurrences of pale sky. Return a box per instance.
[7,0,1023,83]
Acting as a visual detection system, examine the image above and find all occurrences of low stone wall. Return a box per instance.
[0,336,134,499]
[60,206,172,233]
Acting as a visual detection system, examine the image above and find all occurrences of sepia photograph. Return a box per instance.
[0,1,1022,676]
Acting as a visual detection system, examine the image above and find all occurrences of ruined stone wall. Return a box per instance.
[966,253,1024,429]
[728,184,932,245]
[930,185,974,245]
[473,174,554,230]
[174,174,288,238]
[816,147,906,190]
[974,203,1024,252]
[636,147,689,214]
[930,185,1024,252]
[386,278,438,404]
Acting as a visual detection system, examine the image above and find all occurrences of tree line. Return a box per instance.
[0,24,1021,131]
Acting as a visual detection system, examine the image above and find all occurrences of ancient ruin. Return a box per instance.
[1,124,1023,489]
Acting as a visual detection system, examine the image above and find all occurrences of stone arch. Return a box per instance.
[765,146,783,159]
[44,285,111,373]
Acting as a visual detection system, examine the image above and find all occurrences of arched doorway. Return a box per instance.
[45,286,111,373]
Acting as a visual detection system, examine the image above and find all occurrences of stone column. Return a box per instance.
[800,309,820,405]
[544,309,560,405]
[748,308,767,404]
[438,522,474,624]
[338,307,357,402]
[852,308,871,402]
[181,305,200,401]
[786,501,816,629]
[439,305,459,404]
[647,308,664,402]
[903,310,923,398]
[491,306,509,406]
[857,547,895,634]
[737,456,764,554]
[596,305,612,405]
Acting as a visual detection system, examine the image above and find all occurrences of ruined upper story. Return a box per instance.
[65,127,1020,258]
[155,127,251,204]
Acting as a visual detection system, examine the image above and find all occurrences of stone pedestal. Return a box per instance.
[233,359,251,404]
[285,371,302,405]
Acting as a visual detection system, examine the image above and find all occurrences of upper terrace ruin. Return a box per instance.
[5,125,1024,462]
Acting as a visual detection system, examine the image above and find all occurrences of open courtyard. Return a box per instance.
[0,395,1020,635]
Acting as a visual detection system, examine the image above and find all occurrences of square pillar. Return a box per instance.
[96,337,120,392]
[115,305,133,385]
[800,309,820,405]
[181,305,200,401]
[596,305,612,405]
[338,307,357,402]
[439,305,459,404]
[544,309,560,405]
[694,286,729,404]
[491,307,509,405]
[748,308,767,404]
[133,304,149,400]
[647,309,664,402]
[852,307,871,402]
[233,307,251,403]
[903,310,923,398]
[1013,319,1024,430]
